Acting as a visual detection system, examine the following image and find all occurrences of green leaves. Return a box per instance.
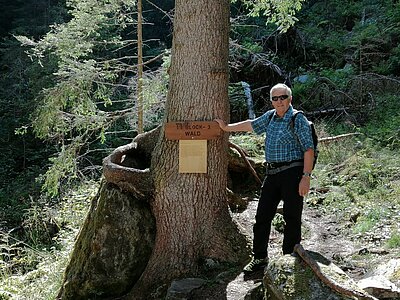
[239,0,306,32]
[22,0,140,195]
[42,144,80,196]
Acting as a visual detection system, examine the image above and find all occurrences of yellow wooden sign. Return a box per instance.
[179,140,207,173]
[165,121,221,140]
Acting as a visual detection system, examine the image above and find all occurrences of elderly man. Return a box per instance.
[216,83,315,274]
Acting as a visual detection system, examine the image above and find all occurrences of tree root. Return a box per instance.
[294,244,378,300]
[102,126,160,199]
[228,141,262,184]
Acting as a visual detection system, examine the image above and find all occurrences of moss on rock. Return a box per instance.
[57,181,155,300]
[264,251,362,300]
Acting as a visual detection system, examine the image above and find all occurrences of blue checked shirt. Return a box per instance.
[251,106,314,162]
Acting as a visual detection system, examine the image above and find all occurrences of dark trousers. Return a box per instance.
[253,166,303,258]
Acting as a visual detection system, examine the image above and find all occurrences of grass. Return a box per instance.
[229,132,265,160]
[386,231,400,249]
[314,138,400,234]
[0,181,97,299]
[1,246,68,300]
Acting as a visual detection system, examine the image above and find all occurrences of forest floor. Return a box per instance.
[190,194,399,300]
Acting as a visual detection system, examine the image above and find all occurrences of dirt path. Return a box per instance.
[232,200,358,263]
[192,199,371,299]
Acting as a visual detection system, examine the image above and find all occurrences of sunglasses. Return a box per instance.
[271,94,289,101]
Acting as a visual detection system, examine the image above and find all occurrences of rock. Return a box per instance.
[373,259,400,281]
[357,259,400,299]
[264,251,369,300]
[165,278,206,299]
[358,275,400,299]
[57,181,156,300]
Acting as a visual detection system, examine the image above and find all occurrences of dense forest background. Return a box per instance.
[0,0,399,298]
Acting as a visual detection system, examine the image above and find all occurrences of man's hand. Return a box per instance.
[298,176,310,197]
[215,119,227,131]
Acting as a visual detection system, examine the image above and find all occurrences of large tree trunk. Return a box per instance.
[58,1,250,299]
[126,0,248,297]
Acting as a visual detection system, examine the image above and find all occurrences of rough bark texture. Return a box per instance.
[102,127,160,199]
[126,0,249,297]
[57,129,256,299]
[57,128,159,300]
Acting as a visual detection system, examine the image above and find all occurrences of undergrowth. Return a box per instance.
[309,98,400,255]
[0,181,97,299]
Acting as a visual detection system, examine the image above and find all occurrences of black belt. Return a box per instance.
[264,160,303,175]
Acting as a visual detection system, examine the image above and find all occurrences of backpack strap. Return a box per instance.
[290,110,303,129]
[267,111,274,126]
[289,110,304,143]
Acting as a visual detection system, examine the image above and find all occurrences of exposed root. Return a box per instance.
[294,244,378,300]
[229,141,262,185]
[102,126,160,199]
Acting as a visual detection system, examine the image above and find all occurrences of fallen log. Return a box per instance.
[319,132,362,144]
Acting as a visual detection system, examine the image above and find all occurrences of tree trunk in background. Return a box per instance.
[137,0,143,133]
[127,0,249,297]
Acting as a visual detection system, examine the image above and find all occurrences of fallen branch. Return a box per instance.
[319,132,362,144]
[228,141,262,185]
[306,107,351,117]
[294,244,378,300]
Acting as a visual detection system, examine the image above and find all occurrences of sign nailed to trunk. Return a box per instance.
[165,121,221,140]
[179,140,207,173]
[165,121,221,173]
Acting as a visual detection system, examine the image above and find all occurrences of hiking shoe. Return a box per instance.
[243,257,269,274]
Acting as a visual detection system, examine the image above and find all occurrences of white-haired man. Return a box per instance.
[216,83,315,274]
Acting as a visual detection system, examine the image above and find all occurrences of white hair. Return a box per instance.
[270,83,292,99]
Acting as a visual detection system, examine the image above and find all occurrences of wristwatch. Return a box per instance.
[302,172,312,177]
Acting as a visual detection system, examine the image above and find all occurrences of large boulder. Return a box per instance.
[57,181,156,300]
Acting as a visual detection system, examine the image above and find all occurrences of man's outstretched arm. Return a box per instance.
[215,119,253,132]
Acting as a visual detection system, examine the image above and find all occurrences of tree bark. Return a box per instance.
[102,127,160,199]
[125,0,249,297]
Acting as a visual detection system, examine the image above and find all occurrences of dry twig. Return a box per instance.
[319,132,362,144]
